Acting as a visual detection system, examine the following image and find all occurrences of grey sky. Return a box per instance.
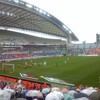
[23,0,100,43]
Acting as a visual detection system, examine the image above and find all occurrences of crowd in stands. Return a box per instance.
[67,43,100,56]
[87,48,100,55]
[1,41,100,60]
[0,47,31,60]
[1,43,100,61]
[0,45,65,62]
[0,78,100,100]
[1,43,100,62]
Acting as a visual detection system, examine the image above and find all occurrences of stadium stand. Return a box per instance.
[66,43,100,56]
[0,74,100,100]
[0,0,79,62]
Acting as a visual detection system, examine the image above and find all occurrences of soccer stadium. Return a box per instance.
[0,0,100,100]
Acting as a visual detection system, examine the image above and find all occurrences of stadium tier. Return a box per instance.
[66,43,100,56]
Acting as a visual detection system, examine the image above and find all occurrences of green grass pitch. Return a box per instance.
[0,56,100,88]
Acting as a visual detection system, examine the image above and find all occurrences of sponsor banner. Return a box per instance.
[20,73,38,80]
[40,76,74,86]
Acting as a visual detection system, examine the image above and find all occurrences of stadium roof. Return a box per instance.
[0,0,79,42]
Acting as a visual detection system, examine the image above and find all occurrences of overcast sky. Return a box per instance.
[23,0,100,43]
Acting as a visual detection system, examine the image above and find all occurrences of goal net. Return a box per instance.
[2,63,15,72]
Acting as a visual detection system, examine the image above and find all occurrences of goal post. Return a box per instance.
[2,63,15,72]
